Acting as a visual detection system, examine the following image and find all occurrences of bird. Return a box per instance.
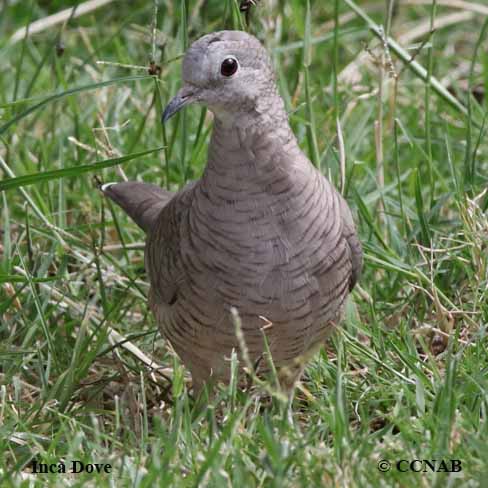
[101,30,362,394]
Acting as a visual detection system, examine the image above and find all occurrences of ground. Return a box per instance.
[0,0,487,486]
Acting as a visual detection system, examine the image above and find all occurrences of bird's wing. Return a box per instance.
[101,181,174,233]
[338,193,362,291]
[102,179,197,309]
[145,181,197,306]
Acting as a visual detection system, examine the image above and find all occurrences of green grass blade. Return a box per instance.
[0,146,164,192]
[0,75,153,136]
[344,0,474,123]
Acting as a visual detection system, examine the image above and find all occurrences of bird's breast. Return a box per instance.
[178,171,342,313]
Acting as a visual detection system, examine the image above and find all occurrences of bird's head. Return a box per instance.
[162,31,278,126]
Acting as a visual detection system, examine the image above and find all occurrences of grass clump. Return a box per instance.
[0,0,487,486]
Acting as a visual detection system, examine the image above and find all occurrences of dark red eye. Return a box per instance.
[221,57,238,77]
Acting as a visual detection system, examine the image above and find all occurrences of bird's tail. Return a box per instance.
[100,181,174,233]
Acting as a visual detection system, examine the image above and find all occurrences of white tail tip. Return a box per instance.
[100,182,117,192]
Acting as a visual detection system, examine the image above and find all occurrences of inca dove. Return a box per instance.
[102,30,362,393]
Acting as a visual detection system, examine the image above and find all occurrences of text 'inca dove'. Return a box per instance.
[102,30,362,393]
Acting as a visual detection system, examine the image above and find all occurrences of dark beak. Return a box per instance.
[161,86,196,123]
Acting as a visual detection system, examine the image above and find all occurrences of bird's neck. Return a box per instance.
[204,97,304,186]
[203,119,297,186]
[210,89,289,133]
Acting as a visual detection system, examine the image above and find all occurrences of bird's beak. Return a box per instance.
[162,85,197,123]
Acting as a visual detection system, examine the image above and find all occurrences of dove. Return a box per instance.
[101,30,362,394]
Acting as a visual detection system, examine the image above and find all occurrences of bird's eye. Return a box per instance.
[220,57,238,77]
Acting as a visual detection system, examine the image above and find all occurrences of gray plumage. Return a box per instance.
[101,31,362,392]
[102,181,173,233]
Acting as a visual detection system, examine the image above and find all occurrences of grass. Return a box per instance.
[1,0,487,486]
